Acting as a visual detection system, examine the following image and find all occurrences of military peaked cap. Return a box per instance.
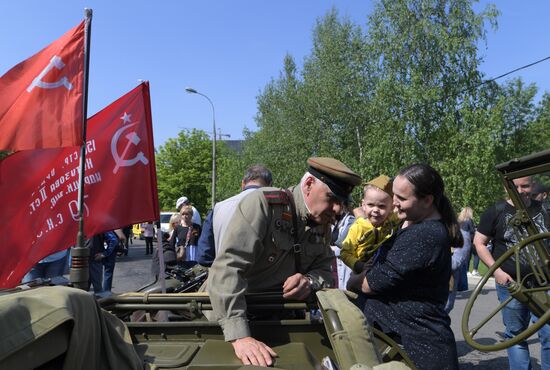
[307,157,362,201]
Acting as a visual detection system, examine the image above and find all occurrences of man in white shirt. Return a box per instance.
[196,165,273,266]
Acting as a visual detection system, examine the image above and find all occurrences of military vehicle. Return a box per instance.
[462,149,550,352]
[2,148,549,369]
[0,278,413,369]
[137,264,209,294]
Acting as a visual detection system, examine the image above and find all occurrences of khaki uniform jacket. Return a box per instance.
[0,286,142,370]
[207,185,334,341]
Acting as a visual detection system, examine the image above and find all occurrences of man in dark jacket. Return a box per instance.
[87,231,119,294]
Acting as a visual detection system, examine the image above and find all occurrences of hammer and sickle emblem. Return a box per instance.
[111,122,149,174]
[27,56,73,92]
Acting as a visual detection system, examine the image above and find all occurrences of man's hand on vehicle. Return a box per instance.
[282,273,311,300]
[231,336,277,367]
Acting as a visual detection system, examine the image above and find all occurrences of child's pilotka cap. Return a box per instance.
[366,175,393,197]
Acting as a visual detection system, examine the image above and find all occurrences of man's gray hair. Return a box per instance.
[300,171,331,193]
[243,164,273,186]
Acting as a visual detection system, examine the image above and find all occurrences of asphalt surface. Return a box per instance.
[450,279,541,369]
[111,239,544,369]
[110,238,156,293]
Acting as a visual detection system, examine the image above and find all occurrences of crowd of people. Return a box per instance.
[21,225,133,296]
[19,155,550,370]
[203,159,550,370]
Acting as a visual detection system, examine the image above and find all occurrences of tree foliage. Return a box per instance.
[167,1,548,220]
[155,129,213,215]
[228,0,547,218]
[155,129,244,214]
[528,93,550,153]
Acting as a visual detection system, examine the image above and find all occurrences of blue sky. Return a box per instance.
[1,1,549,148]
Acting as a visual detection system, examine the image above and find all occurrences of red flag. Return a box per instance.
[0,21,84,151]
[0,82,159,288]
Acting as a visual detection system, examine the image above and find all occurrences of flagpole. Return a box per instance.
[70,8,93,290]
[141,81,166,294]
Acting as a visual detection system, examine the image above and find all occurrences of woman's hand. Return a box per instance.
[346,269,367,293]
[361,276,372,294]
[176,246,185,261]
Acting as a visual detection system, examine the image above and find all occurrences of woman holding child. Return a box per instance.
[351,164,462,370]
[340,175,398,275]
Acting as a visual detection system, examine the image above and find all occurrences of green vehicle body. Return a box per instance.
[0,283,413,369]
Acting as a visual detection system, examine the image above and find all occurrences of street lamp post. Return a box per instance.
[185,87,216,207]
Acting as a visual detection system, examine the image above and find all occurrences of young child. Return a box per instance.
[340,175,399,274]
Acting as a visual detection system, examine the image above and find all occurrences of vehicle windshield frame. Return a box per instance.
[494,149,550,267]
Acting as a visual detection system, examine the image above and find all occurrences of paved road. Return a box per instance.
[450,281,542,369]
[111,238,155,293]
[111,239,544,369]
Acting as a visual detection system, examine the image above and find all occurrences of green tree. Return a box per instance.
[528,93,550,153]
[246,0,501,208]
[365,0,498,164]
[495,78,538,158]
[244,55,312,187]
[227,0,550,218]
[155,129,213,215]
[215,142,244,202]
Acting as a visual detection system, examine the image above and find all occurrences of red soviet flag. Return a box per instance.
[0,82,159,288]
[0,21,84,151]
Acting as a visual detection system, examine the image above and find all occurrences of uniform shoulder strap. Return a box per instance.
[263,189,290,205]
[263,189,303,273]
[282,189,303,274]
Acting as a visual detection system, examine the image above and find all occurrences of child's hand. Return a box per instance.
[353,206,366,218]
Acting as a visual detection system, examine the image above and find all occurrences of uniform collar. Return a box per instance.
[243,184,261,191]
[290,185,311,224]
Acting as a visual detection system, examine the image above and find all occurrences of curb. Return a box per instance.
[467,274,495,288]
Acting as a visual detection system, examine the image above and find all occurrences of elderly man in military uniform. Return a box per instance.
[207,157,362,367]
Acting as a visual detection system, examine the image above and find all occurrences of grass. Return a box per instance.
[468,259,489,276]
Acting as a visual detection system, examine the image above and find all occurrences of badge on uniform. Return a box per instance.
[275,218,293,233]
